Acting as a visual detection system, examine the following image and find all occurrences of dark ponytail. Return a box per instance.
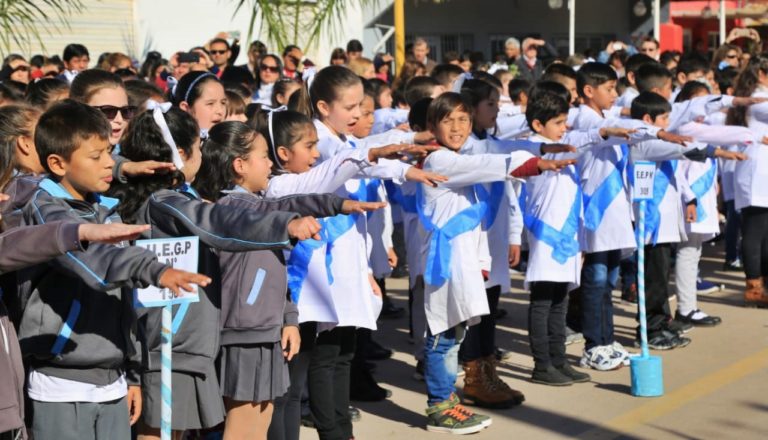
[727,55,768,127]
[309,65,362,117]
[195,121,259,201]
[110,108,198,223]
[172,71,221,107]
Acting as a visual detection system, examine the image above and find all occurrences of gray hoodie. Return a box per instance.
[216,189,346,346]
[133,189,299,375]
[16,182,169,386]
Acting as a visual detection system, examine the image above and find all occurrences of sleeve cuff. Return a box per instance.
[58,222,86,253]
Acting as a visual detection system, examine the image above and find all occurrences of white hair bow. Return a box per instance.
[268,105,288,170]
[166,76,179,101]
[302,67,317,99]
[146,99,185,170]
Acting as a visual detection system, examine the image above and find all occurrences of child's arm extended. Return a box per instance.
[677,121,755,147]
[425,149,562,188]
[23,193,189,291]
[221,192,384,219]
[148,190,308,252]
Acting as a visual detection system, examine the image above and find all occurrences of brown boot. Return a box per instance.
[745,279,768,308]
[481,356,525,405]
[461,359,517,409]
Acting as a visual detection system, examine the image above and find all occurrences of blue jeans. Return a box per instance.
[580,250,620,350]
[725,200,741,263]
[620,251,637,291]
[424,325,466,406]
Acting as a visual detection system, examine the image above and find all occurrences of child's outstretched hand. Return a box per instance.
[414,131,435,144]
[657,130,692,145]
[341,200,387,214]
[121,160,176,177]
[369,143,440,162]
[732,96,768,106]
[600,127,637,139]
[159,269,212,296]
[541,143,577,154]
[537,158,576,172]
[287,216,322,241]
[405,166,449,187]
[78,223,151,244]
[714,149,748,161]
[281,325,301,361]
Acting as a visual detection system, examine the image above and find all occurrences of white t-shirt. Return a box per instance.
[27,370,127,403]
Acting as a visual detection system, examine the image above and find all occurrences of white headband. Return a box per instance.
[267,106,288,170]
[145,99,185,170]
[302,67,317,102]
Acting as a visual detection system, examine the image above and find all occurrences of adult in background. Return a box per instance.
[347,39,364,62]
[282,45,303,80]
[515,38,545,82]
[412,38,437,74]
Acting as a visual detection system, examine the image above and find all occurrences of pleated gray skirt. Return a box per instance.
[218,342,290,403]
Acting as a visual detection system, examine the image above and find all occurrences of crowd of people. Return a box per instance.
[0,27,767,440]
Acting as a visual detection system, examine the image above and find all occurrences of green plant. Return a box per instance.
[0,0,84,54]
[233,0,378,52]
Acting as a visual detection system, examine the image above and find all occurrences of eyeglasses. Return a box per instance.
[260,64,280,73]
[210,50,228,55]
[94,105,137,120]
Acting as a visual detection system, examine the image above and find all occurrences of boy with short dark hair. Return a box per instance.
[60,43,90,83]
[18,100,208,440]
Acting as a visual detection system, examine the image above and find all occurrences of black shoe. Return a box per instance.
[494,308,508,319]
[363,339,393,361]
[350,363,392,402]
[555,363,591,383]
[349,406,362,422]
[380,300,405,319]
[665,319,693,336]
[531,366,573,386]
[675,310,722,327]
[300,413,315,428]
[494,347,513,362]
[391,266,409,279]
[639,330,691,350]
[722,260,742,272]
[621,283,638,304]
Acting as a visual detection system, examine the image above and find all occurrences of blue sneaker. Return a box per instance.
[697,278,722,295]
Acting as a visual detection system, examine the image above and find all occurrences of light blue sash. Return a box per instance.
[583,145,629,231]
[524,172,582,264]
[644,161,677,245]
[689,158,717,223]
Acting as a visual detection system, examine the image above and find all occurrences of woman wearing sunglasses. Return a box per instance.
[70,69,174,178]
[0,54,31,84]
[252,54,284,107]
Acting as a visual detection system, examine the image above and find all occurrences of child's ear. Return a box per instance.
[676,72,687,86]
[531,119,544,134]
[583,85,595,99]
[177,148,188,161]
[232,156,246,176]
[641,114,654,125]
[46,154,67,178]
[276,146,291,163]
[179,101,191,113]
[16,135,33,156]
[316,100,331,118]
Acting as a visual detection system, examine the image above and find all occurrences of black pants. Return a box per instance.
[268,322,317,440]
[527,282,568,369]
[307,326,356,440]
[741,207,768,279]
[642,243,672,337]
[459,285,501,362]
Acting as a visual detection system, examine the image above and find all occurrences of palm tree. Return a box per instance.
[0,0,84,54]
[232,0,379,51]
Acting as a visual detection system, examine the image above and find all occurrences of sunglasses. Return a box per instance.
[12,65,30,72]
[94,105,137,120]
[260,64,280,73]
[210,50,228,55]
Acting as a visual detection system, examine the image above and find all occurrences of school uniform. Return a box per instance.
[134,188,299,430]
[216,188,346,403]
[372,108,409,135]
[523,134,583,369]
[734,87,768,280]
[418,145,537,405]
[17,179,169,440]
[567,105,667,359]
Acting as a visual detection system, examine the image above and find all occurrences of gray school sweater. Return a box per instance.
[133,189,299,376]
[216,189,345,346]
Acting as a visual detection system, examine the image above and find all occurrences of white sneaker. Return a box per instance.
[579,345,624,371]
[609,341,633,366]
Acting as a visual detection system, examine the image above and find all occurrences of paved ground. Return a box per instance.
[300,240,768,439]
